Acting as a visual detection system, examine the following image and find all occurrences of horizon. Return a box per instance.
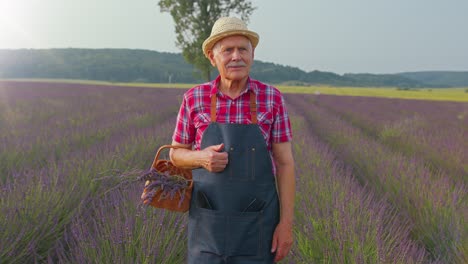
[1,0,467,74]
[2,47,468,76]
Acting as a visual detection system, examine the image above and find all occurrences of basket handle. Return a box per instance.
[151,145,190,168]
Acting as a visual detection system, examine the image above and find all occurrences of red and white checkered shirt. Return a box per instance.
[172,76,292,173]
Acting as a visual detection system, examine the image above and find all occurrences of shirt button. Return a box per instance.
[231,101,235,105]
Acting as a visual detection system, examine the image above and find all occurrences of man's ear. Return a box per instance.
[208,50,216,67]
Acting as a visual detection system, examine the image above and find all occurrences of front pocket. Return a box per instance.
[195,209,226,256]
[227,146,254,181]
[194,208,262,257]
[228,211,262,256]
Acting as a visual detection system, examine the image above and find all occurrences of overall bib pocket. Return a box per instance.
[227,146,255,181]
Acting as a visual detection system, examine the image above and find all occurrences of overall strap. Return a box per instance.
[210,91,257,124]
[210,94,217,122]
[249,90,257,124]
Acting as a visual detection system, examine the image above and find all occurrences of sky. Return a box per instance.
[0,0,467,74]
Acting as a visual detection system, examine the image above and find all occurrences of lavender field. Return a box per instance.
[0,81,466,264]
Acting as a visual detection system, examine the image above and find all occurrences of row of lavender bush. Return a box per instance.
[288,114,429,263]
[284,93,466,263]
[0,82,186,263]
[0,82,465,263]
[0,84,179,180]
[311,95,467,182]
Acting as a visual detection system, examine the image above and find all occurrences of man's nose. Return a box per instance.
[231,49,241,60]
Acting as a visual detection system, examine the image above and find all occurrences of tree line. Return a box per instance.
[0,48,466,88]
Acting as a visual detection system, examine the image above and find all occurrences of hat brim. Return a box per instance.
[202,30,259,58]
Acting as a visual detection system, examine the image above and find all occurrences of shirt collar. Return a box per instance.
[209,75,258,97]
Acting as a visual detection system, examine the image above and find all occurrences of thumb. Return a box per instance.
[212,143,224,152]
[271,232,278,253]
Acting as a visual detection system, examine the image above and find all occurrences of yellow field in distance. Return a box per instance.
[277,85,468,102]
[2,78,467,102]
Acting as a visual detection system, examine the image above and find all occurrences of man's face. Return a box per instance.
[208,35,254,82]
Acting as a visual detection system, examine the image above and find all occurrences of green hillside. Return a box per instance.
[1,48,467,88]
[397,71,468,87]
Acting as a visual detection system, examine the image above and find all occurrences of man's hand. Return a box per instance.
[201,143,228,172]
[271,221,293,262]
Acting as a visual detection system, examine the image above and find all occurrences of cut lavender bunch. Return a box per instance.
[139,167,191,206]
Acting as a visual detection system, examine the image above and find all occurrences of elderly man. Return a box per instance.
[170,17,295,263]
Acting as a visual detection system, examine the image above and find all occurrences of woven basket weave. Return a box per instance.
[141,145,193,212]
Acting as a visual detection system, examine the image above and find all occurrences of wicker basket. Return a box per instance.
[141,145,193,212]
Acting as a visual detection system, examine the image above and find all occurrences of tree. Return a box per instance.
[158,0,255,81]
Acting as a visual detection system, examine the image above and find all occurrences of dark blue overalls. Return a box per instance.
[188,91,280,264]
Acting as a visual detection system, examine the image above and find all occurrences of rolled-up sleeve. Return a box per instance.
[272,94,293,143]
[172,95,195,145]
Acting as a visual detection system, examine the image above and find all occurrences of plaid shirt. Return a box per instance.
[172,76,292,173]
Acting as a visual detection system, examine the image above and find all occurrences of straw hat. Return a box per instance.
[202,17,259,58]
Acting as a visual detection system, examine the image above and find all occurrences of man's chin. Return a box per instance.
[224,72,249,80]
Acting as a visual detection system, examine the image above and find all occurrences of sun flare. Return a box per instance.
[0,1,24,24]
[0,1,32,45]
